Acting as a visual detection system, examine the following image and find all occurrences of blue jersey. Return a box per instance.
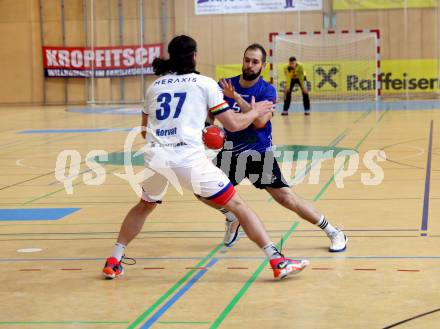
[222,75,277,154]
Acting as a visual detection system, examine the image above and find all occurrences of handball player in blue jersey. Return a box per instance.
[206,44,347,252]
[102,36,309,280]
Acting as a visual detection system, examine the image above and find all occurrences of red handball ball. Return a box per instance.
[202,125,226,150]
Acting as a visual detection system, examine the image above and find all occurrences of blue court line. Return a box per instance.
[18,128,134,134]
[140,258,218,329]
[421,120,434,236]
[0,208,80,221]
[67,107,141,116]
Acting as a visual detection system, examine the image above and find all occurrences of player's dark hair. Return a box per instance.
[152,35,199,76]
[244,43,267,63]
[289,56,297,62]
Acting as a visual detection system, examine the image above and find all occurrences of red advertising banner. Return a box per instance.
[42,44,163,78]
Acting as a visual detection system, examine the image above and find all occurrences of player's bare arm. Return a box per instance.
[219,78,272,129]
[216,97,273,132]
[141,112,148,139]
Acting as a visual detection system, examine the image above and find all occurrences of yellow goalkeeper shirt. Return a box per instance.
[284,62,306,89]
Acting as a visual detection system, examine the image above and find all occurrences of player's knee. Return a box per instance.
[224,193,246,212]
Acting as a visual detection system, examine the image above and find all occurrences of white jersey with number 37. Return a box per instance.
[143,73,229,167]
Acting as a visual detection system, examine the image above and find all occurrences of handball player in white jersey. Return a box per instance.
[102,35,309,280]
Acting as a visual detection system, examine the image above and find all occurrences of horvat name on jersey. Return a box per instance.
[156,127,177,136]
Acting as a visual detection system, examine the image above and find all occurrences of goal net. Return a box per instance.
[270,30,380,102]
[84,0,162,105]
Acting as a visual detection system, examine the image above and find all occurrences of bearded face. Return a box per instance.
[241,48,265,82]
[242,67,262,81]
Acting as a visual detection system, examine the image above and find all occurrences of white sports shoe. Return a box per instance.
[328,229,348,252]
[223,219,241,247]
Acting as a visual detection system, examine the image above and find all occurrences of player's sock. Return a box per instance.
[317,215,338,235]
[111,242,126,261]
[219,208,238,222]
[263,242,283,259]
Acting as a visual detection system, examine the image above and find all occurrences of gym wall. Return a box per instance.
[0,0,438,105]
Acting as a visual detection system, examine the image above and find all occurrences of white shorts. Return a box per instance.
[141,157,235,205]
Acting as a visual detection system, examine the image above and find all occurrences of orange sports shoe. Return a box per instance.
[102,257,124,279]
[270,257,309,280]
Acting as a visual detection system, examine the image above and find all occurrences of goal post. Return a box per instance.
[84,0,160,105]
[269,29,381,103]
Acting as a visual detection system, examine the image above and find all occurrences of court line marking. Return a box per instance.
[382,307,440,329]
[283,128,349,189]
[157,321,210,325]
[139,258,219,329]
[128,222,300,328]
[17,128,134,134]
[127,244,223,329]
[1,116,134,157]
[0,228,419,235]
[5,194,437,206]
[313,109,388,202]
[2,107,416,322]
[268,108,372,202]
[210,110,389,328]
[0,108,398,326]
[1,109,400,327]
[0,321,129,325]
[421,120,433,236]
[16,159,40,169]
[210,221,299,329]
[1,118,140,192]
[2,255,440,263]
[0,235,426,242]
[21,166,121,205]
[13,266,424,273]
[353,108,372,123]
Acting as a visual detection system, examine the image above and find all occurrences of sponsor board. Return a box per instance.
[195,0,322,15]
[42,44,163,78]
[333,0,438,10]
[216,59,440,95]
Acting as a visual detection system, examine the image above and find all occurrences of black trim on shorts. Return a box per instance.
[214,149,289,190]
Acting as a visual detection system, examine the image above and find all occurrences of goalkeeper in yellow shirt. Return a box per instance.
[282,56,310,116]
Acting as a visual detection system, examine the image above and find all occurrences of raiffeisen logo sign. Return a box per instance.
[313,64,341,91]
[348,73,440,91]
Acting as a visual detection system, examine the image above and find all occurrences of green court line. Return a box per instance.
[267,127,350,204]
[21,166,121,205]
[268,108,373,203]
[19,124,144,205]
[209,221,300,329]
[123,112,367,326]
[313,109,389,202]
[210,109,386,328]
[312,128,374,202]
[0,321,129,325]
[127,244,223,329]
[377,108,389,123]
[353,108,372,124]
[329,128,350,147]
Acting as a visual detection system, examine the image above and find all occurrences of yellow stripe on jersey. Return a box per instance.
[210,102,230,116]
